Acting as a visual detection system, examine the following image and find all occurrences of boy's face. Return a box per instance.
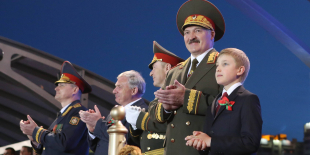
[215,54,244,90]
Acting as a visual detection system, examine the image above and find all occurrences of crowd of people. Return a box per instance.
[15,0,263,155]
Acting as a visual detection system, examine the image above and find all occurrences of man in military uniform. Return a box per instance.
[126,41,184,154]
[20,61,91,155]
[79,70,148,155]
[148,0,226,154]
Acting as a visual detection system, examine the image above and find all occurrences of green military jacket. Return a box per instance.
[130,100,167,155]
[148,49,222,155]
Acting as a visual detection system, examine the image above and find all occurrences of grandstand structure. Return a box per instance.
[0,36,148,150]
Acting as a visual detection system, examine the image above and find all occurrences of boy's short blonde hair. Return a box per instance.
[218,48,250,83]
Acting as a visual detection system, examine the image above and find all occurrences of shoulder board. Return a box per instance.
[62,106,73,117]
[61,103,82,117]
[73,103,82,108]
[171,57,190,70]
[207,52,219,64]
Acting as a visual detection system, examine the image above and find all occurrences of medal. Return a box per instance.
[147,134,152,139]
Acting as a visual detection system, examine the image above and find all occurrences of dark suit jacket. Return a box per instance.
[32,100,89,155]
[203,86,262,155]
[149,49,222,155]
[88,99,148,155]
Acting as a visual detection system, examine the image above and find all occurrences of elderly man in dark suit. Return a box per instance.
[79,70,148,155]
[20,61,91,155]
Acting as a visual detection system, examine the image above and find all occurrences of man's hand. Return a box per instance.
[20,115,38,136]
[155,80,185,110]
[124,106,141,127]
[185,131,211,150]
[79,105,104,132]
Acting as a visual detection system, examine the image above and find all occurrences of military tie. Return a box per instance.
[48,111,61,131]
[188,58,198,78]
[215,92,228,115]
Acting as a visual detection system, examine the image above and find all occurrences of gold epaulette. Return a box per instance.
[178,57,190,69]
[73,103,82,108]
[171,57,190,70]
[207,51,219,64]
[62,103,81,117]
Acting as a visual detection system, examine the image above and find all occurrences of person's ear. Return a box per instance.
[210,30,216,41]
[131,87,138,96]
[73,85,80,95]
[165,64,171,74]
[237,66,245,76]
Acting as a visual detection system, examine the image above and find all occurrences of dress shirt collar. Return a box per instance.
[190,47,213,66]
[60,103,71,114]
[222,82,242,96]
[124,98,142,108]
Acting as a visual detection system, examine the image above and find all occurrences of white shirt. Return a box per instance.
[222,82,242,96]
[60,103,71,114]
[187,48,214,76]
[88,98,142,139]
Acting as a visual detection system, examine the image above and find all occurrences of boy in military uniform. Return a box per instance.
[20,61,91,155]
[126,41,183,154]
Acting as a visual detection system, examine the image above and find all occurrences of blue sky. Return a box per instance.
[1,0,310,141]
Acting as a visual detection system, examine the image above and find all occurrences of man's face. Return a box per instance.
[150,61,167,87]
[112,76,134,106]
[4,149,14,155]
[20,147,31,155]
[54,83,75,102]
[183,26,215,56]
[215,54,241,89]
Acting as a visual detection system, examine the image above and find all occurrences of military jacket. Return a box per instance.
[149,49,222,155]
[130,100,166,154]
[31,100,89,155]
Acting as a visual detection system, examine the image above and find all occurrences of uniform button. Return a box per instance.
[171,124,175,128]
[171,138,175,143]
[186,121,190,126]
[210,131,214,135]
[147,147,150,150]
[141,137,143,139]
[174,110,177,115]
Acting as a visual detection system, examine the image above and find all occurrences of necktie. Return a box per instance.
[56,112,60,118]
[215,92,228,115]
[49,111,61,131]
[188,58,198,78]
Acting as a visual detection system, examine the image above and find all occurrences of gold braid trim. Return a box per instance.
[194,91,201,115]
[35,128,44,143]
[73,103,81,108]
[143,148,164,155]
[156,103,164,123]
[62,106,73,117]
[187,90,196,113]
[129,128,140,137]
[141,112,149,131]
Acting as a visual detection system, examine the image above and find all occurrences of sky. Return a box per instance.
[0,0,310,141]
